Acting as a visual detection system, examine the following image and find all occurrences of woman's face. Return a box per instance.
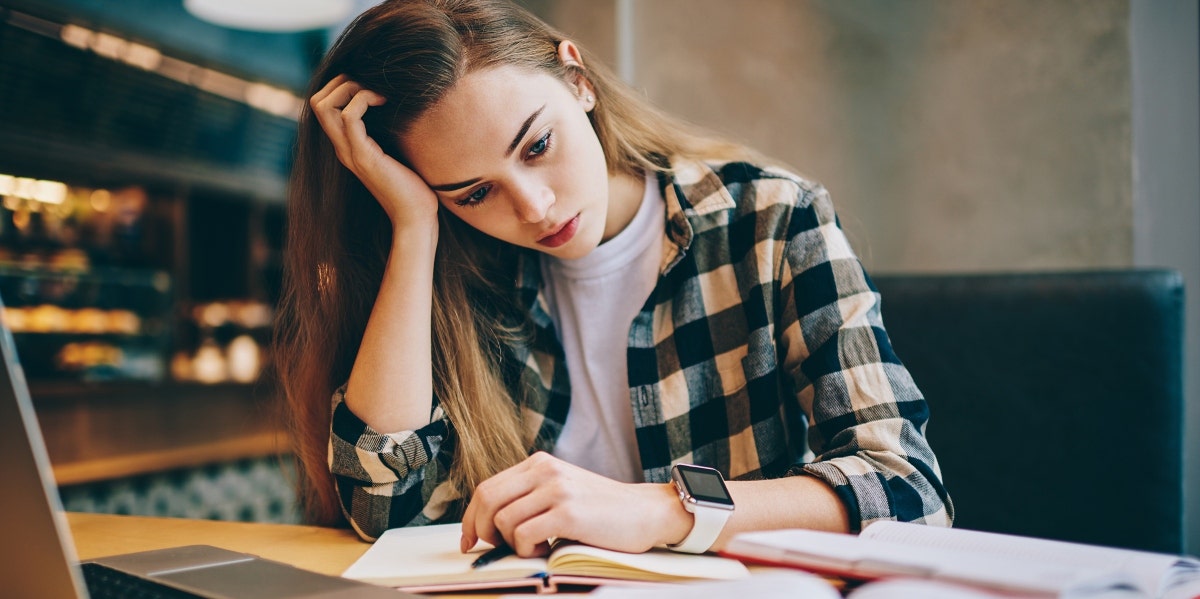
[401,64,611,260]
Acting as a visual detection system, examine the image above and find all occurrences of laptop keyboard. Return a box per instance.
[81,563,205,599]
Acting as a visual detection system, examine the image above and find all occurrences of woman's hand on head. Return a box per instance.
[310,75,438,231]
[460,452,687,557]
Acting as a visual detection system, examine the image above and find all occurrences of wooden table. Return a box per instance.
[67,512,370,576]
[66,513,805,597]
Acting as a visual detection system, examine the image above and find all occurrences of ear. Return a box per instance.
[557,40,596,111]
[557,39,585,68]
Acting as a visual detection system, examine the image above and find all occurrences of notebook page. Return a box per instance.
[342,523,547,586]
[588,572,839,598]
[726,528,1130,596]
[1159,560,1200,599]
[848,579,1039,599]
[548,543,750,581]
[862,522,1178,593]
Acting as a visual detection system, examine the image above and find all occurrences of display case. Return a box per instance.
[0,175,283,389]
[0,3,296,484]
[0,264,172,382]
[0,170,287,485]
[0,177,175,383]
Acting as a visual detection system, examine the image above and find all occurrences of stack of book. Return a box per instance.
[342,521,1200,598]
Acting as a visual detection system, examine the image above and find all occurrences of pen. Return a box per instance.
[470,543,515,569]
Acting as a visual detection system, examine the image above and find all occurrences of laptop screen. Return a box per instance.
[0,305,91,598]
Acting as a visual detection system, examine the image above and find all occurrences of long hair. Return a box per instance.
[275,0,752,526]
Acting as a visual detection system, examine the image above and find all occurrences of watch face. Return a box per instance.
[675,464,733,507]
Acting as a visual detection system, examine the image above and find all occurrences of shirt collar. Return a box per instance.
[659,156,737,274]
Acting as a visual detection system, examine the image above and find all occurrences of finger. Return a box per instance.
[318,79,364,111]
[498,475,579,555]
[310,79,363,134]
[466,481,519,551]
[510,511,561,558]
[492,488,555,550]
[463,461,542,551]
[459,468,517,551]
[341,90,388,161]
[310,101,356,159]
[309,74,351,109]
[311,82,369,162]
[461,500,478,553]
[341,88,386,121]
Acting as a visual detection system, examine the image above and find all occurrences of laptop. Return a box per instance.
[0,310,413,598]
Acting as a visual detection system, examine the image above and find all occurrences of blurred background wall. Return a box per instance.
[532,0,1140,272]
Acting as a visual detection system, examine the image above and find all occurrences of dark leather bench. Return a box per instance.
[873,270,1185,553]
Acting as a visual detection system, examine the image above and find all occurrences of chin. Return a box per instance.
[554,237,599,260]
[553,219,604,260]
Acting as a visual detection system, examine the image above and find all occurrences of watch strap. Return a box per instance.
[667,501,732,554]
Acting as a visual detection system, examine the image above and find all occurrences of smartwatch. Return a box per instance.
[667,464,735,554]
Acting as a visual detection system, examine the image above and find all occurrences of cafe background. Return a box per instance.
[0,0,1195,553]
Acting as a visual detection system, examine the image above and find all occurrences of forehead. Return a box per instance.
[401,65,572,178]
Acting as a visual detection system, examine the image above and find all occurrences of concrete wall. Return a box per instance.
[518,0,618,68]
[631,0,1133,273]
[524,0,1198,553]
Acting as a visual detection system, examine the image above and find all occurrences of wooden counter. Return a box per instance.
[33,382,288,485]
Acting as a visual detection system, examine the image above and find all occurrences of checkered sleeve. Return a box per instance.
[328,385,458,541]
[777,185,954,532]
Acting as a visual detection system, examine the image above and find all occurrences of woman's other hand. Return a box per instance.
[310,75,438,231]
[459,452,691,557]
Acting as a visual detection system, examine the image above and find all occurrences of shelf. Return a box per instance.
[13,331,162,340]
[32,381,289,485]
[0,94,289,203]
[53,430,286,486]
[30,380,262,401]
[0,264,172,288]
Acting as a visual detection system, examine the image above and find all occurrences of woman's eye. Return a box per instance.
[528,131,552,158]
[456,185,491,207]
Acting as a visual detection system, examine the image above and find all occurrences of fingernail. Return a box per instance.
[460,535,471,553]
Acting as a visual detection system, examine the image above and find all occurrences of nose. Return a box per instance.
[511,179,554,224]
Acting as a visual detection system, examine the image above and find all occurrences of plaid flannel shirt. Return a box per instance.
[329,158,955,541]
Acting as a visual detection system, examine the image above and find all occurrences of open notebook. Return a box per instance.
[722,521,1200,598]
[342,523,750,594]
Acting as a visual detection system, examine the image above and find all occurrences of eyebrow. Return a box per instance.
[428,105,547,192]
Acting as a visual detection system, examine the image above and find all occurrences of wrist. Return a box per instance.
[664,464,735,553]
[389,221,439,255]
[651,482,694,547]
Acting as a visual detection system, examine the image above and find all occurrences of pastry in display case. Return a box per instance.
[0,174,173,382]
[0,268,171,382]
[172,299,273,385]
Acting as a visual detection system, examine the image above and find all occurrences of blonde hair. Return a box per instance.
[275,0,753,526]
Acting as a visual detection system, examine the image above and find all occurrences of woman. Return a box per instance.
[275,0,953,557]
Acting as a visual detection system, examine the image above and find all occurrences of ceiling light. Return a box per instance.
[184,0,354,32]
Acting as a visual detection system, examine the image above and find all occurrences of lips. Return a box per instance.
[536,214,581,248]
